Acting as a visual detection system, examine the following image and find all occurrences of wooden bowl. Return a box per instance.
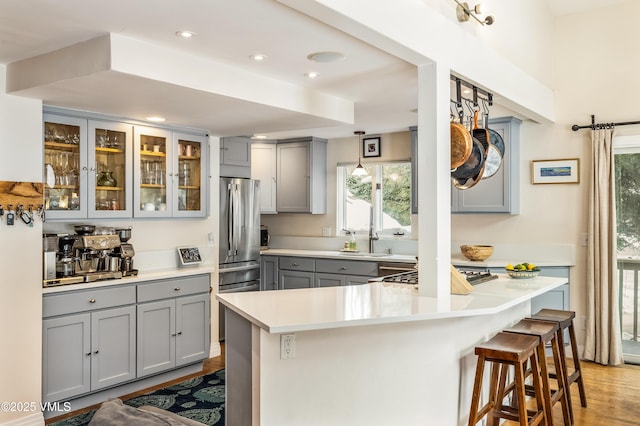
[460,245,494,261]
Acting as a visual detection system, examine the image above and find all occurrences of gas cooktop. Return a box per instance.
[380,268,497,286]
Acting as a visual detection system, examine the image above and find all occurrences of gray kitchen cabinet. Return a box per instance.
[345,275,374,286]
[316,273,346,287]
[260,255,279,291]
[410,126,418,214]
[221,136,252,178]
[42,286,136,402]
[137,276,211,377]
[452,116,522,214]
[42,314,91,402]
[251,142,278,214]
[276,137,327,214]
[279,270,315,289]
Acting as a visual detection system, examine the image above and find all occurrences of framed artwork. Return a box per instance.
[363,137,381,158]
[177,247,202,266]
[531,158,580,184]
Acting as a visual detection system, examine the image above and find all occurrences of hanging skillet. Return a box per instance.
[481,101,504,179]
[451,136,486,189]
[451,120,473,170]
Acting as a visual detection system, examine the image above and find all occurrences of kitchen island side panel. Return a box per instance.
[228,301,529,425]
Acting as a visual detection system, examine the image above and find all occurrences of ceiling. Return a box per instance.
[0,0,626,139]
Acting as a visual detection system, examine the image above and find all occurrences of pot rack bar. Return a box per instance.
[571,114,640,131]
[450,75,493,107]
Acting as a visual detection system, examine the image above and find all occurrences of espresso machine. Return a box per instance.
[114,227,137,276]
[73,233,123,281]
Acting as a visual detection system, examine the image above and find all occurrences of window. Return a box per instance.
[337,162,412,236]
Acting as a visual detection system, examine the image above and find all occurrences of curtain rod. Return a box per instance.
[571,114,640,131]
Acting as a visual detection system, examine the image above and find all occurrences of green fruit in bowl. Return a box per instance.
[505,262,540,272]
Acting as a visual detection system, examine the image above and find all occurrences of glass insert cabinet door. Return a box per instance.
[134,126,172,217]
[174,132,207,217]
[43,114,87,219]
[88,121,133,218]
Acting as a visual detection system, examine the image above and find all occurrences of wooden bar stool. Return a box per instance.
[503,319,572,425]
[529,309,587,422]
[468,332,546,426]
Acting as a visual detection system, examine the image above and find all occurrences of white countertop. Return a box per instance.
[42,264,216,294]
[261,248,417,263]
[450,255,574,268]
[216,274,567,334]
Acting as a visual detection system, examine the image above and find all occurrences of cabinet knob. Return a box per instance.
[171,333,177,336]
[174,287,180,291]
[94,350,99,354]
[89,298,96,303]
[293,263,298,267]
[177,331,183,335]
[340,267,347,271]
[86,352,91,356]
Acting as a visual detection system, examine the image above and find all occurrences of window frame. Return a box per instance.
[336,160,412,238]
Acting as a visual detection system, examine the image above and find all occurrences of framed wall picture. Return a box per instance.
[177,247,202,266]
[363,137,381,158]
[531,158,580,184]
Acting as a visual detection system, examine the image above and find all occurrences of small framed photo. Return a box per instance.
[363,137,381,158]
[531,158,580,184]
[177,247,202,266]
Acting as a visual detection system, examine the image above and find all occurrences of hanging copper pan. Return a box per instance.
[450,121,473,169]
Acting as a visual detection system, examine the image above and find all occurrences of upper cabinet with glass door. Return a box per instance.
[173,132,207,217]
[134,128,207,218]
[43,114,87,220]
[134,126,172,218]
[88,121,133,218]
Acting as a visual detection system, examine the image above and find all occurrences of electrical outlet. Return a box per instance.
[280,334,296,359]
[207,232,215,247]
[322,227,332,237]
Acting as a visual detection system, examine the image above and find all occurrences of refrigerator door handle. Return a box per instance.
[233,184,239,256]
[227,184,234,257]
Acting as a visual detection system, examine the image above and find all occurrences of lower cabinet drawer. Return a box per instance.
[279,256,315,271]
[43,285,136,318]
[137,274,211,302]
[316,259,378,276]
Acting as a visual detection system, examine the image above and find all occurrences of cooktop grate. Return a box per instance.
[380,268,497,286]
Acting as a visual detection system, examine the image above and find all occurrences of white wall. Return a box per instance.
[0,65,45,424]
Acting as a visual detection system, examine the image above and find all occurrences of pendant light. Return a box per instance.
[352,131,368,177]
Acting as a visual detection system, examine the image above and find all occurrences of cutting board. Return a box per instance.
[450,265,474,295]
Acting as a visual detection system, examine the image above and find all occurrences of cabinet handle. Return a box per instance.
[86,352,91,356]
[174,287,180,291]
[89,298,96,303]
[94,350,99,354]
[177,331,183,335]
[171,333,177,336]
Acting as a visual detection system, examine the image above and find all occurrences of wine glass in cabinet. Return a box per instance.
[43,114,87,220]
[134,126,172,218]
[88,121,133,218]
[173,132,207,218]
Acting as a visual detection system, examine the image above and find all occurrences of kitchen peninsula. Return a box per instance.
[217,274,567,425]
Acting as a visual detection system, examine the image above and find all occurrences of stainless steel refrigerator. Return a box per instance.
[218,177,261,340]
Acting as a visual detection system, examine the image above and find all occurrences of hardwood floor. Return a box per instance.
[502,359,640,426]
[45,345,225,425]
[47,347,640,425]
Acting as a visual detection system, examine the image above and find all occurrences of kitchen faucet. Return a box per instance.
[369,206,379,253]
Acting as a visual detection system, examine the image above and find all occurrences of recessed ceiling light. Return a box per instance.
[307,51,346,63]
[305,71,320,79]
[250,53,268,61]
[176,30,195,38]
[146,116,166,122]
[252,134,268,140]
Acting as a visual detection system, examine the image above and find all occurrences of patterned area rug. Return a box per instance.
[49,369,225,426]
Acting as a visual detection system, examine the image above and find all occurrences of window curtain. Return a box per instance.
[583,127,624,365]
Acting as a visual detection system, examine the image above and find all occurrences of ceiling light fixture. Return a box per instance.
[146,116,166,122]
[250,53,268,61]
[307,51,346,63]
[175,30,195,38]
[454,1,495,25]
[352,131,368,177]
[305,71,320,79]
[252,134,267,140]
